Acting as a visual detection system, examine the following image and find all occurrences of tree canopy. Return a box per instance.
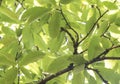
[0,0,120,84]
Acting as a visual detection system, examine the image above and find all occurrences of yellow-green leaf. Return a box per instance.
[0,6,19,23]
[22,25,34,49]
[48,11,61,38]
[19,50,45,66]
[21,7,50,23]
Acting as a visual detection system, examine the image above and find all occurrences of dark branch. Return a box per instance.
[38,66,74,84]
[78,10,109,45]
[100,23,111,37]
[79,49,88,54]
[86,67,109,84]
[61,27,75,44]
[16,0,25,9]
[86,45,120,65]
[96,6,102,16]
[59,4,79,42]
[96,57,120,62]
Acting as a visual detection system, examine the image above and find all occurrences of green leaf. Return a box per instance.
[84,70,97,84]
[48,11,61,38]
[2,27,16,36]
[21,67,32,79]
[40,55,54,71]
[22,25,34,49]
[72,71,85,84]
[0,6,19,23]
[19,50,45,66]
[21,7,50,23]
[86,8,96,33]
[48,32,65,52]
[0,13,17,23]
[108,12,118,23]
[60,0,74,4]
[115,17,120,26]
[0,51,15,64]
[33,33,47,51]
[47,76,66,84]
[0,39,19,57]
[4,67,17,84]
[0,55,15,65]
[103,1,118,10]
[0,78,5,84]
[97,21,109,35]
[69,54,87,65]
[97,67,120,84]
[47,55,70,73]
[88,35,104,60]
[109,24,120,33]
[100,37,112,49]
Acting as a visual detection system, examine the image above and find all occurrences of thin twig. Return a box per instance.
[100,23,111,37]
[59,4,79,42]
[98,56,120,61]
[86,45,120,65]
[79,49,88,54]
[78,10,109,45]
[16,0,25,9]
[87,67,109,84]
[96,6,102,16]
[61,27,75,44]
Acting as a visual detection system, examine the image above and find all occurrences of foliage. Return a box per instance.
[0,0,120,84]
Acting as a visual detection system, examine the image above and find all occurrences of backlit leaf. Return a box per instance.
[48,32,65,52]
[115,17,120,26]
[86,8,96,33]
[69,54,87,65]
[97,21,109,35]
[48,11,61,38]
[21,67,32,79]
[72,71,85,84]
[21,7,50,23]
[0,6,19,23]
[100,37,112,49]
[88,35,104,60]
[103,1,118,10]
[47,55,70,73]
[97,67,120,84]
[60,0,74,4]
[4,67,17,84]
[19,50,45,66]
[33,33,47,51]
[22,25,34,49]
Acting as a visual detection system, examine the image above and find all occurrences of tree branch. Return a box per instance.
[86,67,109,84]
[16,0,25,9]
[59,4,79,42]
[100,23,111,37]
[78,10,109,45]
[38,65,74,84]
[86,45,120,65]
[96,6,102,16]
[79,49,88,54]
[61,27,75,44]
